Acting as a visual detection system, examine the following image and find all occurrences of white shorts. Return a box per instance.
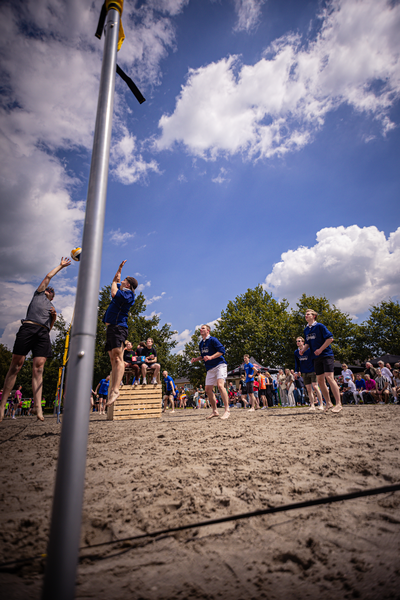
[205,363,227,386]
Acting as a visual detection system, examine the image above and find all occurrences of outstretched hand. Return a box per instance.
[60,257,72,268]
[118,260,127,271]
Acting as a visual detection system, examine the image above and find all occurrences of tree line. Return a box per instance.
[0,285,398,401]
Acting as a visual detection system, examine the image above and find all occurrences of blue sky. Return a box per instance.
[0,0,399,352]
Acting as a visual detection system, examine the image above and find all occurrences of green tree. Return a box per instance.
[0,343,12,387]
[177,329,206,389]
[214,286,292,369]
[360,299,400,356]
[290,294,361,364]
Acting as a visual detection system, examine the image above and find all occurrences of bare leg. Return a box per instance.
[323,373,342,412]
[141,364,148,385]
[32,356,47,421]
[217,379,230,419]
[107,346,125,406]
[0,355,25,422]
[248,393,256,411]
[205,385,219,418]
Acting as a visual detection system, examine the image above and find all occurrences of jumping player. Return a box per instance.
[162,370,176,413]
[190,324,230,420]
[0,257,71,423]
[300,309,342,413]
[294,336,324,411]
[103,260,138,407]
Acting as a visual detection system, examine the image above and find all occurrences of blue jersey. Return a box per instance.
[164,375,175,393]
[244,362,255,382]
[304,322,334,357]
[294,348,315,374]
[199,336,227,372]
[355,378,366,391]
[103,284,135,328]
[98,379,109,395]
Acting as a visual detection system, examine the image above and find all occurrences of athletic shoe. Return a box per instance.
[151,378,157,385]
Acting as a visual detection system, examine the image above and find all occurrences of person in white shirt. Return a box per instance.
[341,364,354,382]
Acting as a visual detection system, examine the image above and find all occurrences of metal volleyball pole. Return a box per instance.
[42,8,121,600]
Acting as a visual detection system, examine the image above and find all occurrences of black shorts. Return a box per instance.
[259,389,266,397]
[246,381,254,394]
[314,356,335,376]
[13,323,52,358]
[302,372,317,385]
[105,324,128,352]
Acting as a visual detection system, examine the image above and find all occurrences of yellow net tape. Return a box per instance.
[106,0,125,51]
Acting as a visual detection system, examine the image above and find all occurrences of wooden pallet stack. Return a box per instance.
[107,383,162,421]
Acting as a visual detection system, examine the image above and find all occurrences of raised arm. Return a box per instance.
[111,260,127,297]
[37,257,71,292]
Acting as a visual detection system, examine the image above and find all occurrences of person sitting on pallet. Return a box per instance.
[123,340,140,386]
[140,338,160,385]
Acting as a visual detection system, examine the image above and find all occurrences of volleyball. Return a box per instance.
[71,247,82,262]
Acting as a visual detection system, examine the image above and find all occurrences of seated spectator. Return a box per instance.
[373,368,390,404]
[341,364,354,382]
[140,338,161,384]
[354,373,366,403]
[378,361,393,385]
[392,370,400,403]
[364,362,377,380]
[363,374,377,404]
[123,340,140,385]
[342,376,358,404]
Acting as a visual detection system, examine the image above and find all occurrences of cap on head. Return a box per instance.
[126,276,138,291]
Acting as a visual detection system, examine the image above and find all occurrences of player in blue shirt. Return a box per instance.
[243,354,257,411]
[162,370,176,413]
[191,324,230,419]
[300,309,342,413]
[103,260,138,407]
[95,375,110,415]
[294,337,324,411]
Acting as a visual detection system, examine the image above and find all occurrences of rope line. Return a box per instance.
[1,483,398,570]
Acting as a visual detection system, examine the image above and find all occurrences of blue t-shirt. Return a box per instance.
[304,322,334,358]
[244,362,255,382]
[98,379,109,395]
[294,348,315,374]
[103,284,135,328]
[199,336,227,372]
[355,378,366,391]
[164,375,175,392]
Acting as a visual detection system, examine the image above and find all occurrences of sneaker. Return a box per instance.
[142,380,147,385]
[151,378,157,385]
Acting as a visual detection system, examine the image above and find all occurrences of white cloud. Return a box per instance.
[145,310,162,320]
[109,229,135,245]
[110,129,160,185]
[157,0,400,160]
[172,328,193,354]
[145,292,166,306]
[212,167,230,184]
[233,0,266,33]
[137,281,151,294]
[263,225,400,315]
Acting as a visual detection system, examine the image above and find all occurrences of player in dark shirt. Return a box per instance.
[0,257,71,422]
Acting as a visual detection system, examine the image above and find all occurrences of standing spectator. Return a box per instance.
[272,377,279,406]
[239,375,248,408]
[253,371,260,409]
[300,309,342,413]
[258,372,267,408]
[95,376,110,415]
[243,355,257,411]
[11,385,22,419]
[294,336,324,411]
[293,373,305,405]
[277,369,287,407]
[341,364,354,382]
[285,369,296,407]
[162,371,176,413]
[264,372,274,407]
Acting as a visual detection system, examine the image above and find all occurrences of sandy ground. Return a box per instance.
[1,405,400,600]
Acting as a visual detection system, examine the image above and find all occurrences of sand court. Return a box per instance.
[1,405,400,599]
